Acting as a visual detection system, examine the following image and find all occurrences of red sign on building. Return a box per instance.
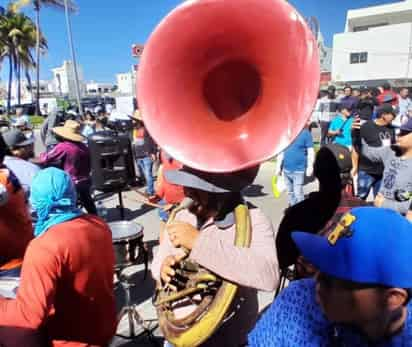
[320,72,332,86]
[132,44,144,58]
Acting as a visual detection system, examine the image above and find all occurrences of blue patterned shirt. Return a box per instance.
[249,279,412,347]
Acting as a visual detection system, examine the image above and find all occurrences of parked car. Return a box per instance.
[9,103,36,116]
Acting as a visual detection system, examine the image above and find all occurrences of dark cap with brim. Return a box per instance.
[2,129,34,149]
[378,103,396,117]
[164,165,259,193]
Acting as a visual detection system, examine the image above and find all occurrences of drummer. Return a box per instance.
[151,165,279,347]
[0,168,116,346]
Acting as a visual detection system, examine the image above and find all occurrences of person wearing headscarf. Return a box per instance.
[0,168,116,347]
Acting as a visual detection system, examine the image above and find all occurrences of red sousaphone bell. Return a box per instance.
[137,0,320,173]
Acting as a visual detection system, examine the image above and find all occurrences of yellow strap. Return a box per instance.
[167,204,251,347]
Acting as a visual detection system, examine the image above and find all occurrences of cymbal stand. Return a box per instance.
[115,270,159,345]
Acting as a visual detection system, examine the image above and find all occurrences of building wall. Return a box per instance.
[332,22,412,83]
[86,82,115,94]
[345,0,412,32]
[52,61,85,99]
[116,72,134,95]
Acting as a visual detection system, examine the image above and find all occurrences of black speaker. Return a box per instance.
[88,131,136,192]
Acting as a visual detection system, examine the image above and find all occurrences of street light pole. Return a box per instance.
[64,0,83,116]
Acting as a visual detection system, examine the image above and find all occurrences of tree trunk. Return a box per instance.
[35,6,41,116]
[7,54,13,114]
[17,57,21,105]
[26,69,33,96]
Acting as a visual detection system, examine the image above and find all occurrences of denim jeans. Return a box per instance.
[284,170,305,206]
[357,170,382,200]
[157,199,170,222]
[320,121,330,145]
[137,156,155,196]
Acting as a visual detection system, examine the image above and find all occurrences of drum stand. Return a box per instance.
[115,270,159,345]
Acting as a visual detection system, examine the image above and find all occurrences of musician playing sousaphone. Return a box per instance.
[140,0,320,344]
[151,165,279,347]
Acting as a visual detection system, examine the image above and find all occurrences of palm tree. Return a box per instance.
[0,9,46,109]
[9,13,36,104]
[11,0,76,115]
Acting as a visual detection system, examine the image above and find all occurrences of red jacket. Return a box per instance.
[0,215,117,347]
[0,168,33,267]
[156,151,185,204]
[377,91,398,106]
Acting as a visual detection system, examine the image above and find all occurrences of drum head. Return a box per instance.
[109,221,143,240]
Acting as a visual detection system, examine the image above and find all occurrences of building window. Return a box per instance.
[350,52,368,64]
[350,53,359,64]
[353,23,388,32]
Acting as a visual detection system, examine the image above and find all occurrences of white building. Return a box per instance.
[52,60,85,99]
[116,68,137,96]
[332,0,412,87]
[30,80,55,96]
[86,81,116,95]
[0,79,54,106]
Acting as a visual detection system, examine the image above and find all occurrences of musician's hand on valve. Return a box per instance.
[167,222,200,250]
[160,254,186,286]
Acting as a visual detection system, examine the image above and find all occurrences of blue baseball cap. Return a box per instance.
[292,207,412,288]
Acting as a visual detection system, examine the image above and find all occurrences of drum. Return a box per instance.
[0,277,19,299]
[109,221,144,269]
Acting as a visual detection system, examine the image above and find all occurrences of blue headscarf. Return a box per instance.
[30,167,83,237]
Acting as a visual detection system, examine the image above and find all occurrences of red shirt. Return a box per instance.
[156,151,185,204]
[0,215,117,347]
[0,169,33,267]
[377,91,398,106]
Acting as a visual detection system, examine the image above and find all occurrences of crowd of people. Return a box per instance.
[279,83,412,222]
[0,84,411,347]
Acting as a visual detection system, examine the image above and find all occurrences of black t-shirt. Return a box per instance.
[353,121,395,176]
[357,97,378,121]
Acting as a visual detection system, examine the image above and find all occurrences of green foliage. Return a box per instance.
[0,8,47,107]
[30,114,44,127]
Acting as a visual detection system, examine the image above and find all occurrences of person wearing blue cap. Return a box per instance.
[361,116,412,219]
[249,207,412,346]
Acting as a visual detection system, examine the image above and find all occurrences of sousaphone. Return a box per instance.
[138,0,319,345]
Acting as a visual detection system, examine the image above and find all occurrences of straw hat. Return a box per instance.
[53,120,85,142]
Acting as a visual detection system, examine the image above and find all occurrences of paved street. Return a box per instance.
[34,130,318,346]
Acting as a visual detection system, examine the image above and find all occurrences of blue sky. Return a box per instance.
[0,0,401,83]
